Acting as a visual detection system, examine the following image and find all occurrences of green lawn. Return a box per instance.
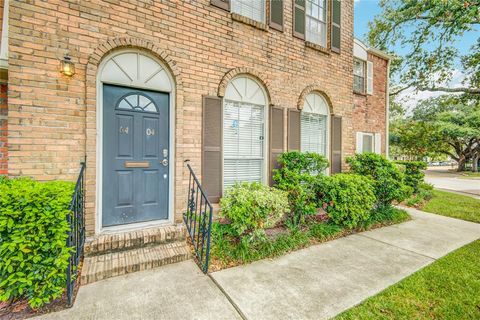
[459,171,480,179]
[420,190,480,223]
[335,240,480,320]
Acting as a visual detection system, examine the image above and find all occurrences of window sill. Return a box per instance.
[354,91,367,97]
[305,41,330,55]
[231,13,268,31]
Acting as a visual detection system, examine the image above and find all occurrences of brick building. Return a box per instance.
[0,0,391,282]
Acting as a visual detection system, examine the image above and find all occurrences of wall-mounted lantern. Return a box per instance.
[60,56,75,77]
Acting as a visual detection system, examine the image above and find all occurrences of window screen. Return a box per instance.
[231,0,265,23]
[305,0,327,47]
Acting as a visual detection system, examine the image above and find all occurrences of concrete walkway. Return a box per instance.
[37,260,241,320]
[37,208,480,320]
[211,208,480,320]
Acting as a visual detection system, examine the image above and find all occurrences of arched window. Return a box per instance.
[223,76,268,189]
[301,93,329,156]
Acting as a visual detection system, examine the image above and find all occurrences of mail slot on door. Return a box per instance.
[124,161,150,168]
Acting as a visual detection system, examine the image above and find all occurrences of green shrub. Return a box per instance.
[0,178,74,308]
[394,161,427,193]
[316,173,376,228]
[219,182,290,239]
[273,151,329,225]
[362,206,410,228]
[347,153,411,208]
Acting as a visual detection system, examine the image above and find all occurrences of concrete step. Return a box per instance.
[84,224,187,256]
[80,241,191,285]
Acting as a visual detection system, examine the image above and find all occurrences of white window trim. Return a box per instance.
[0,0,9,69]
[301,93,330,174]
[305,0,328,47]
[231,0,266,23]
[367,61,374,95]
[222,76,269,192]
[353,58,366,94]
[356,132,381,154]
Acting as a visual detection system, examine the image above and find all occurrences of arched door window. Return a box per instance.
[301,93,329,156]
[223,76,268,189]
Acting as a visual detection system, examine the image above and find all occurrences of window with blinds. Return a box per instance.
[305,0,327,47]
[223,100,265,189]
[301,112,327,155]
[231,0,265,23]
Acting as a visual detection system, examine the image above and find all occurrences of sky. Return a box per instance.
[354,0,478,110]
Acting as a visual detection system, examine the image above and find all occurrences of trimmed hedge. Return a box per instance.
[394,161,427,193]
[219,182,290,239]
[273,151,329,225]
[0,178,74,308]
[347,153,411,208]
[317,174,376,228]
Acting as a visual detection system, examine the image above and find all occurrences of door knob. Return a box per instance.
[161,159,168,166]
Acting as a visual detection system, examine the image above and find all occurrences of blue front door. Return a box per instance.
[102,84,169,227]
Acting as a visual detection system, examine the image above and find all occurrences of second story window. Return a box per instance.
[231,0,265,23]
[305,0,327,47]
[354,58,366,94]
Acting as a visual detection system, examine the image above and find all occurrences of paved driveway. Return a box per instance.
[425,168,480,198]
[211,208,480,320]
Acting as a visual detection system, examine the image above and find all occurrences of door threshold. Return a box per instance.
[99,219,173,234]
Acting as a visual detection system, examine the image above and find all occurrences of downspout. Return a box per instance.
[385,59,390,159]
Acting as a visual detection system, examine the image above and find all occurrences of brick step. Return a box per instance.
[84,224,187,256]
[80,241,191,285]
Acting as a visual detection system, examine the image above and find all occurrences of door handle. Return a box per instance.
[161,159,168,166]
[124,161,150,168]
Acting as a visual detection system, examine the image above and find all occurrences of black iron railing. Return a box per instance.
[184,160,213,273]
[66,161,86,306]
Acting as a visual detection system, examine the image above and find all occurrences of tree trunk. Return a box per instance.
[457,155,466,172]
[472,153,479,173]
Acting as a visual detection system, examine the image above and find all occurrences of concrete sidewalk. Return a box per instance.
[37,260,241,320]
[211,208,480,320]
[37,208,480,320]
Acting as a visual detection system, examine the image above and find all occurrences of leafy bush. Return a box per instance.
[0,178,74,308]
[361,206,410,229]
[394,161,427,193]
[219,182,290,239]
[347,153,411,208]
[317,174,376,228]
[405,182,434,207]
[273,151,329,225]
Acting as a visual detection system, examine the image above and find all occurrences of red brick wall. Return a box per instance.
[353,53,388,154]
[0,83,6,175]
[7,0,366,234]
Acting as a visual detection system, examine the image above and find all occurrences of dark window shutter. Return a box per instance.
[269,107,284,185]
[331,0,341,53]
[202,96,223,203]
[211,0,230,11]
[288,109,301,151]
[331,115,342,173]
[270,0,284,31]
[293,0,305,39]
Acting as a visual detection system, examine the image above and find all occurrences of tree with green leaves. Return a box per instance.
[368,0,480,96]
[391,95,480,171]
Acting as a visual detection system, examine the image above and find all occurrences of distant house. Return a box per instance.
[0,0,391,282]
